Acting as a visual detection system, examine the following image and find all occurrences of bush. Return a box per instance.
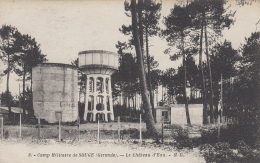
[221,124,257,147]
[175,128,189,141]
[235,140,260,162]
[163,124,182,130]
[121,128,139,139]
[171,127,201,148]
[201,127,218,144]
[199,142,235,163]
[199,141,260,163]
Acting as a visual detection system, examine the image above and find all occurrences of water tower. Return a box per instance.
[78,50,119,122]
[32,63,78,123]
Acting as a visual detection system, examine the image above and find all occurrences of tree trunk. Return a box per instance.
[131,0,158,139]
[22,63,26,116]
[145,26,155,120]
[204,23,214,124]
[138,0,144,51]
[181,32,191,126]
[220,72,223,123]
[200,17,208,125]
[162,85,164,104]
[7,35,11,115]
[30,68,34,116]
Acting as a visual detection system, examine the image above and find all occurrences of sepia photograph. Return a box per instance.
[0,0,259,162]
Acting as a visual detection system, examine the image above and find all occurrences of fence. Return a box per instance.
[0,115,199,143]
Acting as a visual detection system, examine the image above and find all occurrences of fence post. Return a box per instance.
[58,117,61,141]
[55,112,62,141]
[1,115,3,140]
[161,121,164,143]
[38,117,41,139]
[118,116,120,143]
[139,114,142,143]
[19,113,22,139]
[78,116,80,141]
[97,119,100,144]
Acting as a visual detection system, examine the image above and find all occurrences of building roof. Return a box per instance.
[169,104,203,108]
[154,106,171,109]
[0,107,28,114]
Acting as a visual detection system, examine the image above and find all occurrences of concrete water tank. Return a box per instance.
[78,50,119,122]
[32,63,78,123]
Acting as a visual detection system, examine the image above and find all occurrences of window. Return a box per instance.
[88,96,94,111]
[107,96,110,111]
[106,78,109,94]
[96,113,105,121]
[87,113,93,121]
[162,111,169,120]
[96,96,104,111]
[89,77,94,93]
[96,77,103,93]
[107,113,112,121]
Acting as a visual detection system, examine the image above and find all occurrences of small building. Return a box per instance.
[0,106,28,114]
[0,106,28,121]
[155,104,203,125]
[154,106,171,124]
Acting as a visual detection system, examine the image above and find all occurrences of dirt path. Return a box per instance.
[0,140,205,163]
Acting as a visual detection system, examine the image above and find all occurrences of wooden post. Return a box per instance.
[118,116,120,142]
[55,112,62,141]
[162,121,164,143]
[1,116,3,140]
[97,119,100,144]
[78,117,80,141]
[19,113,22,139]
[139,114,142,143]
[58,117,61,141]
[38,117,41,139]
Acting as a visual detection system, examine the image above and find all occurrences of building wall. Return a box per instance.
[170,104,203,125]
[32,63,78,123]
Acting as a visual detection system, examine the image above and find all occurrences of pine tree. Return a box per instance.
[0,25,20,115]
[121,0,161,116]
[13,34,47,116]
[162,4,193,126]
[188,0,235,124]
[131,0,159,140]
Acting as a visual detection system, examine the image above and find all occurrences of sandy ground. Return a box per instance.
[0,139,205,163]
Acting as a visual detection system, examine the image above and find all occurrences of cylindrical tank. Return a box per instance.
[78,50,119,75]
[32,63,78,123]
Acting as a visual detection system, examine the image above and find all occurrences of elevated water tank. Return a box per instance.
[78,50,119,122]
[32,63,78,123]
[79,50,119,75]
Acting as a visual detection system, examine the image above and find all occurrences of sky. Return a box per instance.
[0,0,259,95]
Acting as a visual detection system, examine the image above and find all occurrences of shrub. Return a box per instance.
[121,128,139,139]
[176,128,189,141]
[235,140,260,162]
[201,127,218,144]
[201,124,258,147]
[199,141,260,163]
[171,127,200,148]
[4,129,9,139]
[199,142,235,163]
